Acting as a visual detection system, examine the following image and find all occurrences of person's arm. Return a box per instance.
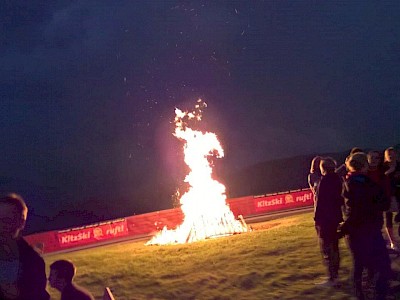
[369,178,390,212]
[339,181,353,234]
[314,178,327,224]
[384,163,396,176]
[308,173,318,195]
[19,239,50,300]
[335,163,347,178]
[307,173,313,191]
[33,255,50,300]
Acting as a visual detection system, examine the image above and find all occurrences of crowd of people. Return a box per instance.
[309,146,400,300]
[0,193,94,300]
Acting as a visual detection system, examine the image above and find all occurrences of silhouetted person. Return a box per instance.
[49,259,94,300]
[314,157,344,286]
[340,153,391,300]
[367,150,395,250]
[383,147,400,241]
[0,193,50,300]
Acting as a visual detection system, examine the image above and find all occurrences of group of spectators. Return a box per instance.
[309,146,400,300]
[0,193,95,300]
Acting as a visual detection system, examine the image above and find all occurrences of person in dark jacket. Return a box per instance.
[49,259,94,300]
[314,157,344,286]
[340,153,391,300]
[0,193,50,300]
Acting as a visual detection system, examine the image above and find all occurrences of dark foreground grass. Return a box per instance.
[44,212,400,300]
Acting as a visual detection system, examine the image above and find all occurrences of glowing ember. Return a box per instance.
[146,100,249,245]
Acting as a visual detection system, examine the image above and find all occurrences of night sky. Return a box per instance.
[1,1,400,222]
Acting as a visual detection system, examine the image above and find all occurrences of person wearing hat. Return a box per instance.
[340,152,391,300]
[0,193,50,300]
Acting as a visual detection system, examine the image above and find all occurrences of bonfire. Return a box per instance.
[146,100,249,245]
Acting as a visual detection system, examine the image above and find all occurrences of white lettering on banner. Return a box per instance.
[257,197,283,208]
[295,192,312,203]
[106,225,125,236]
[60,232,91,244]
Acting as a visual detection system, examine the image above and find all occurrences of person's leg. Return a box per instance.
[348,235,366,300]
[330,236,340,281]
[375,272,389,300]
[317,225,339,282]
[353,258,365,300]
[394,195,400,237]
[372,233,391,300]
[385,211,396,249]
[317,228,331,278]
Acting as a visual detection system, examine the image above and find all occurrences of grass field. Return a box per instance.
[44,212,400,300]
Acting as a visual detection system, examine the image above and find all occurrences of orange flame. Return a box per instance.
[146,100,248,245]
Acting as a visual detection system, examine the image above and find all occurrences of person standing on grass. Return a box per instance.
[313,157,344,286]
[0,193,50,300]
[367,150,395,250]
[383,147,400,241]
[49,260,94,300]
[340,153,391,300]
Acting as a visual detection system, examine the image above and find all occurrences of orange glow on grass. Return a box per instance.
[146,100,248,245]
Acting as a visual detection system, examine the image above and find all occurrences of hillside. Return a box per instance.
[225,143,400,198]
[224,151,348,198]
[0,147,389,233]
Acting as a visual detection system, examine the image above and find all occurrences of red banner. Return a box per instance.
[57,219,128,248]
[254,189,313,213]
[26,189,314,253]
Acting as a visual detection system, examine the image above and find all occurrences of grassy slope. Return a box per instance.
[44,212,400,300]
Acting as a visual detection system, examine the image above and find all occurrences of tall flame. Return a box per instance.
[146,100,248,245]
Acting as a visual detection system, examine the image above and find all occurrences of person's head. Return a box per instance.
[367,150,382,169]
[0,193,28,242]
[350,147,363,155]
[319,157,337,175]
[49,260,76,291]
[346,152,368,173]
[384,147,397,163]
[344,147,364,166]
[310,156,322,174]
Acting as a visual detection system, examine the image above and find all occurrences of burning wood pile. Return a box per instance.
[146,100,249,245]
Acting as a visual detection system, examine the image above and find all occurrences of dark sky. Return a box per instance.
[1,1,400,219]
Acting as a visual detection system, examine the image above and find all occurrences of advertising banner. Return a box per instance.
[254,189,313,213]
[57,219,128,248]
[26,189,314,253]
